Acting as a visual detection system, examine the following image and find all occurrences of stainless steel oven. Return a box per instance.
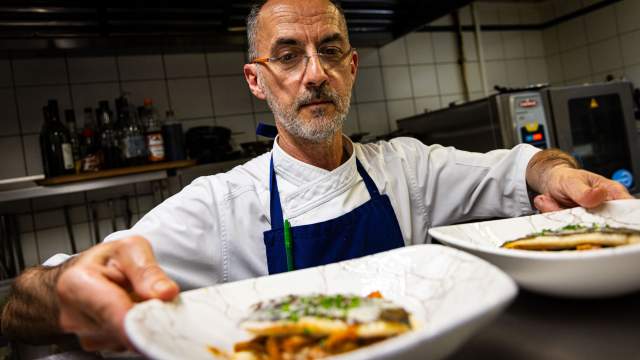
[397,81,640,193]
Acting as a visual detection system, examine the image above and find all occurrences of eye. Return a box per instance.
[319,46,343,57]
[277,51,301,65]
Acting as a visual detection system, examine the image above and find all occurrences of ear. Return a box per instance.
[349,50,359,81]
[243,63,266,100]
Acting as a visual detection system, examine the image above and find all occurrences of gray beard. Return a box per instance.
[259,76,351,143]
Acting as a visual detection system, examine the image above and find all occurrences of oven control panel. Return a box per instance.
[509,93,551,149]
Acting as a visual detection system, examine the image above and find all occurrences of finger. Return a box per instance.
[112,237,179,301]
[78,334,127,352]
[57,266,134,348]
[533,194,563,213]
[561,176,608,209]
[602,180,633,201]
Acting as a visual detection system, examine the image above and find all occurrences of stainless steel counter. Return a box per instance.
[448,289,640,360]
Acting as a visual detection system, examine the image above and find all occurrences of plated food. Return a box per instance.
[501,224,640,251]
[125,245,516,360]
[233,292,411,359]
[429,199,640,297]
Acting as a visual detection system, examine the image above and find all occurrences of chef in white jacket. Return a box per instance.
[1,0,632,352]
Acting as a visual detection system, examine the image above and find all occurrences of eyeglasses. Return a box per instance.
[252,46,355,74]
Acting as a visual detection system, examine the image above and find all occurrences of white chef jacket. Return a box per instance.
[47,137,540,289]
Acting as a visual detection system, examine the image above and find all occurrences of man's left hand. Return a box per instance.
[532,166,633,212]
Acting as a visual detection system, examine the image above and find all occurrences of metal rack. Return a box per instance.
[0,158,250,281]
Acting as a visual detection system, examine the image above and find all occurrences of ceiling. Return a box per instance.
[0,0,472,56]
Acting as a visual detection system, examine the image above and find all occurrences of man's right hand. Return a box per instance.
[56,236,179,351]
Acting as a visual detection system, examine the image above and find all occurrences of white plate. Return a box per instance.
[125,244,516,360]
[429,199,640,298]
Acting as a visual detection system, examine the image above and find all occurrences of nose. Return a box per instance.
[301,54,329,88]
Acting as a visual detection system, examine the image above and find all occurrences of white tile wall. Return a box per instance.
[410,65,439,97]
[615,0,640,34]
[356,48,380,67]
[206,52,245,76]
[13,58,68,86]
[558,18,587,52]
[382,67,412,100]
[356,102,389,137]
[526,58,549,84]
[343,106,360,135]
[210,76,252,116]
[584,6,617,43]
[561,47,591,80]
[0,137,25,179]
[589,38,623,73]
[164,53,207,78]
[0,59,12,87]
[379,38,408,66]
[386,99,416,130]
[167,78,213,119]
[432,33,458,63]
[0,88,19,136]
[23,134,43,176]
[118,55,165,81]
[17,85,72,134]
[502,31,525,59]
[436,64,463,95]
[68,56,118,83]
[354,68,385,102]
[405,33,434,65]
[506,59,528,87]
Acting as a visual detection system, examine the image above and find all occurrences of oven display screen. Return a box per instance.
[568,94,634,188]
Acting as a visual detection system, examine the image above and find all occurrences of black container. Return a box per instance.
[185,126,233,163]
[162,123,186,161]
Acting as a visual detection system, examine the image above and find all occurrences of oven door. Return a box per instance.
[547,82,640,193]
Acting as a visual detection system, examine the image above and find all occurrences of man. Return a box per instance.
[0,0,632,352]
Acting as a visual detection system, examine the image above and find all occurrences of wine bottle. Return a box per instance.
[80,107,102,172]
[116,94,146,166]
[96,100,122,169]
[64,109,81,173]
[39,100,74,178]
[141,99,165,162]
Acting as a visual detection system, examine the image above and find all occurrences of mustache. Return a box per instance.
[295,85,339,109]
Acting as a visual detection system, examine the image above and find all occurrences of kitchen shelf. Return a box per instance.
[37,160,196,185]
[0,170,169,204]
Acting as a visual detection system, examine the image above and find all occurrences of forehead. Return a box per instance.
[257,0,346,48]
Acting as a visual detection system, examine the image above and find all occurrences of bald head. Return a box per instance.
[246,0,349,61]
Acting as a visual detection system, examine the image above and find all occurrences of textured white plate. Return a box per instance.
[125,244,516,360]
[429,199,640,298]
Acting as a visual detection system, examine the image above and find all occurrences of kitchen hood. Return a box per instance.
[0,0,472,56]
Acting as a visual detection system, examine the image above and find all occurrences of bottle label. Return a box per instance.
[62,143,74,170]
[147,133,165,161]
[82,154,101,172]
[123,135,146,159]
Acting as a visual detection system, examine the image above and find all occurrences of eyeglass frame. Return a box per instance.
[251,46,356,72]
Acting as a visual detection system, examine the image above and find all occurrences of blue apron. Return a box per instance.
[262,142,406,275]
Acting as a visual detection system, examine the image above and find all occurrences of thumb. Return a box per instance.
[114,237,180,301]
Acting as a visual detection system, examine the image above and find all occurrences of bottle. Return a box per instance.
[116,94,146,166]
[162,109,186,161]
[96,100,122,169]
[39,100,74,178]
[80,107,102,172]
[141,99,165,162]
[64,109,81,173]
